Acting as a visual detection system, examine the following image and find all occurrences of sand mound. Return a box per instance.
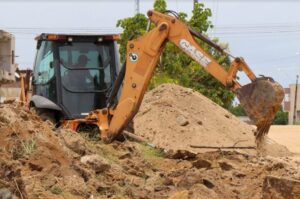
[134,84,290,156]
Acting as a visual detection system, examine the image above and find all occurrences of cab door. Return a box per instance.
[32,41,57,103]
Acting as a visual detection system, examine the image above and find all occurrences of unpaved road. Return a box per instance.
[269,125,300,154]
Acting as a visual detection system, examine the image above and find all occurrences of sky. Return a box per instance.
[0,0,300,88]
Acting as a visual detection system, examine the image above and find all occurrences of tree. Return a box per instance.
[116,14,148,62]
[116,0,235,109]
[272,106,288,125]
[153,0,166,12]
[229,104,247,116]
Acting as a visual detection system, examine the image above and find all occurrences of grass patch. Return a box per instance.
[21,138,37,155]
[137,143,164,160]
[85,140,120,164]
[50,186,63,195]
[10,137,37,159]
[96,144,120,164]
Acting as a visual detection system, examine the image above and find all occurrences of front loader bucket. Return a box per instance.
[236,77,284,144]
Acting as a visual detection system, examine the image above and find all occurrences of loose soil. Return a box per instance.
[0,84,299,198]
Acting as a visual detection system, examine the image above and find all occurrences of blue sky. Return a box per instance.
[0,0,299,87]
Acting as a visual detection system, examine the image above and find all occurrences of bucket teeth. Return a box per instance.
[237,77,284,144]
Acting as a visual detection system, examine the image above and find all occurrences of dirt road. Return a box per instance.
[269,125,300,154]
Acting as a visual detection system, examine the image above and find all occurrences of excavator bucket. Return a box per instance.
[236,77,284,144]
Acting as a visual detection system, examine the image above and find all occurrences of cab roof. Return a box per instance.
[35,33,121,41]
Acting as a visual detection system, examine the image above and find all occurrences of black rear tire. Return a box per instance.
[30,107,56,124]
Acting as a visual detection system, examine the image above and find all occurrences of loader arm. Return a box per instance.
[87,10,284,143]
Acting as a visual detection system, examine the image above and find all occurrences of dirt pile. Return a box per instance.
[0,103,88,198]
[0,102,300,198]
[134,83,290,156]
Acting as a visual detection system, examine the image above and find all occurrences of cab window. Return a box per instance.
[59,42,113,91]
[34,41,54,84]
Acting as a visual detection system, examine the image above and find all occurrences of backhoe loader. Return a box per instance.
[28,10,284,144]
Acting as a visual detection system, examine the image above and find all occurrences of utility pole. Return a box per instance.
[193,0,199,9]
[135,0,140,15]
[293,75,299,124]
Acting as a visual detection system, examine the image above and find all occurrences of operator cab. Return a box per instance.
[31,33,120,120]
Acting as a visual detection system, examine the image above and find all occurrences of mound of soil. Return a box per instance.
[0,104,88,198]
[134,84,290,156]
[0,102,299,199]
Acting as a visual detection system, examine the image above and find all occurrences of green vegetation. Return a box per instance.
[137,143,164,160]
[11,138,37,159]
[229,104,247,116]
[84,139,120,164]
[272,106,288,125]
[50,186,63,195]
[116,0,234,109]
[21,138,37,155]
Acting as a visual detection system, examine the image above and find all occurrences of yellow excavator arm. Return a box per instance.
[86,10,284,143]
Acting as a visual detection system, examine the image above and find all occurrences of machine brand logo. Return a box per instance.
[129,53,138,62]
[179,39,211,67]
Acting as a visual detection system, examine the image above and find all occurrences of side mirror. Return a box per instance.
[31,76,36,83]
[50,61,53,69]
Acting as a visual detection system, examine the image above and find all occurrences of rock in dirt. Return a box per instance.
[189,184,218,199]
[80,154,111,173]
[165,150,196,160]
[192,159,212,169]
[60,129,86,155]
[219,161,234,171]
[162,177,174,186]
[177,170,202,189]
[176,115,189,126]
[63,174,88,196]
[262,176,300,199]
[118,152,132,159]
[0,188,18,199]
[202,178,215,189]
[266,161,285,171]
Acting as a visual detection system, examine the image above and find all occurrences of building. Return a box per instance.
[0,30,19,102]
[283,84,300,124]
[0,30,17,83]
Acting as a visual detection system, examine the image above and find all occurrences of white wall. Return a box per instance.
[0,87,20,103]
[0,30,16,82]
[288,84,300,124]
